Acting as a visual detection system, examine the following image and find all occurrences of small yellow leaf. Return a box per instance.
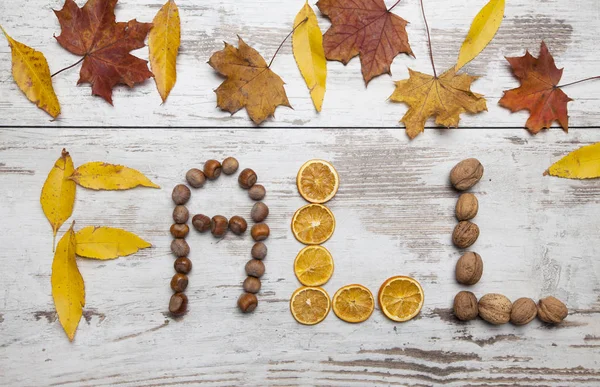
[456,0,505,71]
[292,1,327,112]
[41,149,76,248]
[70,162,160,190]
[1,26,60,118]
[75,226,152,260]
[52,222,85,341]
[148,0,180,103]
[545,143,600,179]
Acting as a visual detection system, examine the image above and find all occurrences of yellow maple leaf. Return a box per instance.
[545,143,600,179]
[390,66,487,139]
[148,0,180,103]
[51,222,85,341]
[75,226,152,259]
[70,162,160,190]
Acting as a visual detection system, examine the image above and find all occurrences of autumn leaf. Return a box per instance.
[70,162,159,190]
[149,0,180,103]
[544,143,600,179]
[390,66,487,139]
[41,149,76,249]
[75,226,151,259]
[52,222,85,341]
[292,2,326,112]
[208,37,291,125]
[317,0,413,84]
[54,0,153,104]
[499,42,572,134]
[0,26,60,118]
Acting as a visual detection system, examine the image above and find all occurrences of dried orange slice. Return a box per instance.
[290,286,331,325]
[291,204,335,245]
[332,284,374,323]
[294,246,334,286]
[378,276,424,322]
[297,159,339,204]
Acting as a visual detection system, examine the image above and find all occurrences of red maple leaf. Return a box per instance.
[54,0,153,104]
[317,0,413,85]
[499,41,572,133]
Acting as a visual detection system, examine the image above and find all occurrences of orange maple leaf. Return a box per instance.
[499,41,572,133]
[208,37,291,125]
[54,0,153,104]
[317,0,413,85]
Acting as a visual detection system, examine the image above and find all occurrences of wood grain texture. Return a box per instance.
[0,128,599,386]
[0,0,599,128]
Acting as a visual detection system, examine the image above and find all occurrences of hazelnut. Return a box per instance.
[169,292,188,316]
[453,291,478,321]
[251,242,267,260]
[172,205,189,224]
[185,168,206,188]
[222,157,239,175]
[452,221,479,249]
[455,252,483,285]
[171,238,190,257]
[174,257,192,274]
[204,159,222,180]
[537,296,568,324]
[192,214,211,233]
[229,216,248,235]
[248,184,266,200]
[170,273,189,292]
[238,292,258,313]
[478,293,512,325]
[455,193,478,221]
[510,298,537,325]
[450,158,484,191]
[243,276,261,293]
[238,168,257,189]
[251,223,270,241]
[170,223,189,238]
[211,215,228,237]
[245,259,265,277]
[251,202,269,222]
[171,184,191,205]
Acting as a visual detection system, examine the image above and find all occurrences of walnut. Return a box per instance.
[450,158,484,191]
[537,296,568,324]
[453,291,478,321]
[452,221,479,248]
[455,252,483,285]
[510,297,537,325]
[478,293,512,325]
[455,193,478,221]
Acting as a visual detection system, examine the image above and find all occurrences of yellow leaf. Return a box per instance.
[51,222,85,341]
[545,143,600,179]
[292,2,327,112]
[148,0,180,103]
[1,26,60,118]
[456,0,505,71]
[70,162,160,190]
[75,226,152,260]
[41,149,76,248]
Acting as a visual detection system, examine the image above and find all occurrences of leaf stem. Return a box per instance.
[388,0,403,12]
[419,0,436,77]
[268,17,308,68]
[51,56,85,78]
[557,76,600,88]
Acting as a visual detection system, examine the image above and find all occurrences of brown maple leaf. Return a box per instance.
[499,41,572,133]
[390,66,487,139]
[317,0,413,85]
[208,37,291,125]
[54,0,153,104]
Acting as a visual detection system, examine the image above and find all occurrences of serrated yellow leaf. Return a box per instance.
[52,222,84,341]
[148,0,180,103]
[545,143,600,179]
[1,26,60,118]
[70,162,160,190]
[456,0,505,71]
[75,226,152,260]
[41,149,76,248]
[292,2,326,112]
